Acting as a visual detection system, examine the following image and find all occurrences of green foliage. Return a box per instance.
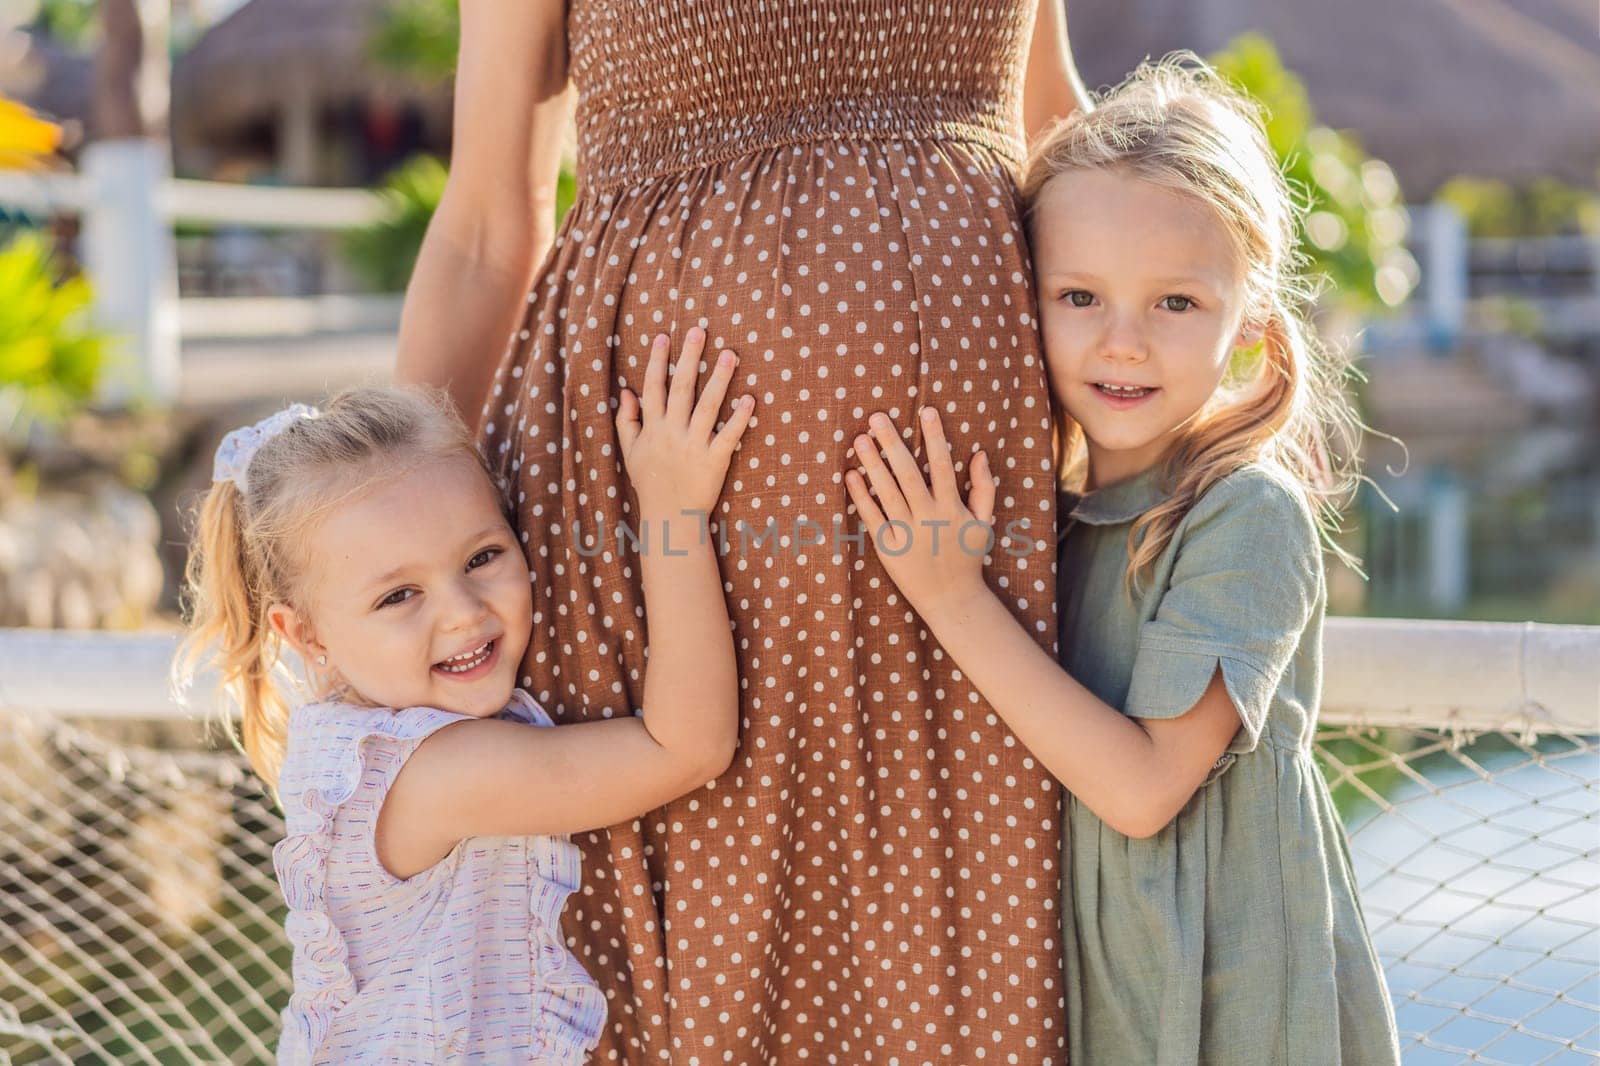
[23,0,99,48]
[1435,175,1600,238]
[342,155,450,292]
[343,154,577,292]
[1210,34,1417,310]
[369,0,460,82]
[0,231,109,430]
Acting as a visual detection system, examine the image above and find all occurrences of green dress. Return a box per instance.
[1056,462,1400,1066]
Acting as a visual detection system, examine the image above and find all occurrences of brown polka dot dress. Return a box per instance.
[480,3,1065,1062]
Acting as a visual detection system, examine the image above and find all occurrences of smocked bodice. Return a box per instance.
[567,0,1035,190]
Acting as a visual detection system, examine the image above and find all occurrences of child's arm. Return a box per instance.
[844,409,1254,839]
[377,329,753,877]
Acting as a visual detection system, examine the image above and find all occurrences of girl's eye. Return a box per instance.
[468,547,503,569]
[378,588,415,609]
[1063,290,1094,308]
[1161,295,1196,312]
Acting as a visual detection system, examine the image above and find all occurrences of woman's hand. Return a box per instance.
[845,407,998,618]
[617,328,755,518]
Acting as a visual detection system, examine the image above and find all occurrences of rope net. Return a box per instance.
[1317,723,1599,1064]
[1,712,1595,1064]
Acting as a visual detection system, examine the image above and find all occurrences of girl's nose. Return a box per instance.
[1101,311,1149,363]
[439,579,492,632]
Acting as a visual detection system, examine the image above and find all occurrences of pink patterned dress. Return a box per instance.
[271,690,606,1063]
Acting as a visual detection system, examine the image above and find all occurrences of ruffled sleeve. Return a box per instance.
[499,689,608,1061]
[270,701,469,1065]
[1124,466,1322,757]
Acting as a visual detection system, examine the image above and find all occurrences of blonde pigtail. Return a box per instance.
[174,479,295,789]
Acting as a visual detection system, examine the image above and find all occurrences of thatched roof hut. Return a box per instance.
[170,0,451,184]
[1070,0,1600,196]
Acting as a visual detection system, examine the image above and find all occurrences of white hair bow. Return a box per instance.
[211,403,319,494]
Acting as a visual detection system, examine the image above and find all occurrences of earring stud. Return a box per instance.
[316,655,327,667]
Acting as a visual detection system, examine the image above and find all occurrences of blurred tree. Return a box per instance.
[1210,34,1418,310]
[26,0,100,48]
[342,154,449,292]
[370,0,459,83]
[358,0,575,292]
[1435,175,1600,238]
[0,231,109,431]
[94,0,169,139]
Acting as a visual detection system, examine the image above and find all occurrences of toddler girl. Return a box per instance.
[842,57,1400,1064]
[176,330,754,1063]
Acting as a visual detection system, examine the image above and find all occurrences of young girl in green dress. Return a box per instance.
[841,56,1402,1064]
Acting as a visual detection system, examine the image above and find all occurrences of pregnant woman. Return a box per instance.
[396,2,1088,1061]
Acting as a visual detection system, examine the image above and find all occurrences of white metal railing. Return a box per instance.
[0,171,381,229]
[1,619,1596,1064]
[0,164,391,404]
[4,618,1595,730]
[1320,619,1599,733]
[176,293,403,340]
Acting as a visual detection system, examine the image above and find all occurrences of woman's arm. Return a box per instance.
[1023,0,1093,141]
[393,0,570,427]
[377,331,756,878]
[844,409,1239,839]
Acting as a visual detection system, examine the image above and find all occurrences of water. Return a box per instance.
[1353,424,1600,625]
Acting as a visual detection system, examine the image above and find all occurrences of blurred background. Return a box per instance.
[1,0,1596,632]
[0,2,1595,1063]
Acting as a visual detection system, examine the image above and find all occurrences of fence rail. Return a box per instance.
[1,620,1596,1064]
[0,172,381,229]
[0,153,390,405]
[3,618,1595,729]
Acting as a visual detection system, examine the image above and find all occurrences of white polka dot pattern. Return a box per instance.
[481,3,1065,1061]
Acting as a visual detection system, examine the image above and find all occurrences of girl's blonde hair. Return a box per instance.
[173,385,492,789]
[1023,54,1362,586]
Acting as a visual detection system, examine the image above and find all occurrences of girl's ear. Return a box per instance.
[266,602,322,660]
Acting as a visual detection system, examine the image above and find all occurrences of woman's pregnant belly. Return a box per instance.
[484,137,1058,719]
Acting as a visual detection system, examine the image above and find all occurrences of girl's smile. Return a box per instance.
[432,637,500,678]
[1089,381,1161,409]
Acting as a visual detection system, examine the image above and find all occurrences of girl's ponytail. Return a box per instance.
[1260,290,1365,539]
[174,478,294,789]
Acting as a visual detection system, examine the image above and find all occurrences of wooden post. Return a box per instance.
[85,0,179,407]
[279,76,319,186]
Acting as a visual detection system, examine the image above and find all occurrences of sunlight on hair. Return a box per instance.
[1024,54,1370,589]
